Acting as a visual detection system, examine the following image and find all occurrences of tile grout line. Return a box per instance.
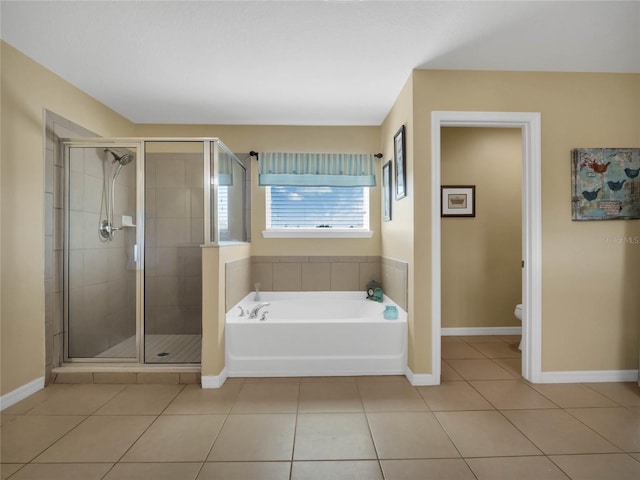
[560,406,631,453]
[442,336,521,381]
[21,413,93,465]
[354,376,384,478]
[197,411,233,477]
[3,383,125,471]
[104,384,186,467]
[580,383,628,408]
[200,379,245,470]
[287,380,302,479]
[430,401,476,474]
[482,366,565,458]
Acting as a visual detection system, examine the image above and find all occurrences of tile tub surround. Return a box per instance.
[225,258,252,312]
[381,257,409,312]
[226,255,408,312]
[250,256,382,293]
[3,340,640,480]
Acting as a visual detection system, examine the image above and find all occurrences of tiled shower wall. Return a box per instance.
[144,152,203,335]
[225,256,408,312]
[66,147,136,357]
[44,111,98,382]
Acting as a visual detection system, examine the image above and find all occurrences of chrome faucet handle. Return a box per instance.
[249,302,270,318]
[259,311,269,321]
[236,306,246,317]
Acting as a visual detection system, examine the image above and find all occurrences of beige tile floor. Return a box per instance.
[2,335,640,479]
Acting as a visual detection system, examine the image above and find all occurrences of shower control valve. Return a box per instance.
[99,220,121,240]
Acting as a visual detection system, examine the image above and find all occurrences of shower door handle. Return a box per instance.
[133,244,139,263]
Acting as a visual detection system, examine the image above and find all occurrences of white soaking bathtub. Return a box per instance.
[225,291,407,377]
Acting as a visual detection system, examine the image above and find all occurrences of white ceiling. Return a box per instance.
[2,1,639,126]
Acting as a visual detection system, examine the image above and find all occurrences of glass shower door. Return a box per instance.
[65,144,140,360]
[144,142,203,363]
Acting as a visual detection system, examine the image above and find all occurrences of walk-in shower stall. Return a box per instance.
[62,138,246,364]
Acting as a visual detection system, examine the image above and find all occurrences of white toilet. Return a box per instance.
[514,304,523,350]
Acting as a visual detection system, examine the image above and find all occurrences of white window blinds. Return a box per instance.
[266,186,369,230]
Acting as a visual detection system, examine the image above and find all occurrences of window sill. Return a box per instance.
[262,229,373,239]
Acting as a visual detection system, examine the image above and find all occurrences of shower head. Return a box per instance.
[104,148,134,165]
[117,152,135,165]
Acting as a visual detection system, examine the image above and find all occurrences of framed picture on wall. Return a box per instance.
[394,125,406,200]
[382,160,392,221]
[441,185,476,217]
[571,147,640,220]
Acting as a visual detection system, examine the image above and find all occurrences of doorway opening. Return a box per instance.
[439,127,523,379]
[431,111,542,384]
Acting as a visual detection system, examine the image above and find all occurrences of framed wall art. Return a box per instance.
[441,185,476,217]
[394,125,406,200]
[572,148,640,220]
[382,160,392,222]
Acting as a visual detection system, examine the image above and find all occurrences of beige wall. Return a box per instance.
[1,42,135,395]
[380,76,419,370]
[441,128,522,328]
[135,124,383,256]
[201,244,251,377]
[410,70,640,373]
[380,77,414,264]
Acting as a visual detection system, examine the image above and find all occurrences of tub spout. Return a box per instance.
[249,302,270,319]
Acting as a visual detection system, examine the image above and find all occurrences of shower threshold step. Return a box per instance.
[52,364,201,385]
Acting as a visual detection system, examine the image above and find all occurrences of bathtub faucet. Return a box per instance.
[249,302,270,319]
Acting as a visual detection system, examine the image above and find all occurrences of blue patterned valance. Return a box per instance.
[259,152,376,187]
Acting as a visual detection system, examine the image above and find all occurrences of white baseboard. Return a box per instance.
[538,369,639,384]
[0,377,45,411]
[201,368,228,389]
[203,366,638,387]
[405,367,438,386]
[441,326,522,336]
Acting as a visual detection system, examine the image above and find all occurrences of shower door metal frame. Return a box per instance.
[62,136,236,365]
[62,140,145,363]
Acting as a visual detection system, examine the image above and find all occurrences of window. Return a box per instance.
[264,186,371,238]
[217,186,228,232]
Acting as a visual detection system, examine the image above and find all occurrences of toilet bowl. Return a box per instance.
[514,304,523,350]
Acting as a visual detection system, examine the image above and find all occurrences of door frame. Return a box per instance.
[430,111,542,383]
[62,140,144,363]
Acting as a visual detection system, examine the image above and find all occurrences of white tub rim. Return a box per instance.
[226,290,407,324]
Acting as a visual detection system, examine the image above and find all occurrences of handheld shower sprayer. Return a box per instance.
[100,148,135,240]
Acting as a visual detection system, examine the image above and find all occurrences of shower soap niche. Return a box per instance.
[121,215,136,228]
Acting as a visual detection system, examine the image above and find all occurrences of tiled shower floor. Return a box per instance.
[2,335,640,479]
[96,335,201,363]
